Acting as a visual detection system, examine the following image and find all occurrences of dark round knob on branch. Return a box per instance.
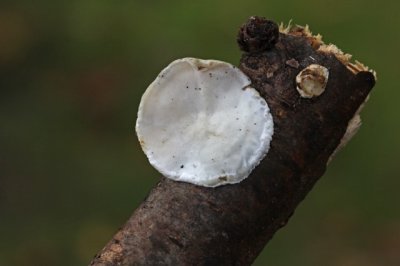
[237,16,279,53]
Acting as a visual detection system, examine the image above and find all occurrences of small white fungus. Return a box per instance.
[296,64,329,98]
[135,58,274,187]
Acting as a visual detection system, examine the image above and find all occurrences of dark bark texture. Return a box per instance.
[90,17,375,266]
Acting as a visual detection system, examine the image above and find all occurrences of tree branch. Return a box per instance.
[90,17,375,266]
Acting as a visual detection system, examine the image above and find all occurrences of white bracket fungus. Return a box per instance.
[135,58,274,187]
[296,64,329,98]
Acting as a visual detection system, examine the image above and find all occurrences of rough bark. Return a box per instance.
[90,17,375,266]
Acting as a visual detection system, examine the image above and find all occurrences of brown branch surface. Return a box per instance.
[90,17,375,266]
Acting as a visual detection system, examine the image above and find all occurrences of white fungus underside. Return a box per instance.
[136,58,273,187]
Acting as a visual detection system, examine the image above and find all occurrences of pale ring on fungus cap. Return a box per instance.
[135,58,274,187]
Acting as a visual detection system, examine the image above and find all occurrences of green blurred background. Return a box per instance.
[0,0,399,265]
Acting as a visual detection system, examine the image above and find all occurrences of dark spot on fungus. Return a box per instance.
[218,176,227,181]
[180,165,184,169]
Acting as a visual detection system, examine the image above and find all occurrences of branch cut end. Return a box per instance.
[279,21,377,80]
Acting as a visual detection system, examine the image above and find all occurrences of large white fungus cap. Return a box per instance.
[136,58,274,187]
